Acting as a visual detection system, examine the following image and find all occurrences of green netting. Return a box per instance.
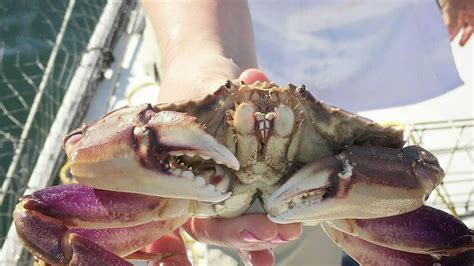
[0,0,107,245]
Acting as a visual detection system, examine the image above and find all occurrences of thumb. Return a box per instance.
[239,68,269,84]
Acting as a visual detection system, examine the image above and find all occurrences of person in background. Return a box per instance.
[140,0,473,265]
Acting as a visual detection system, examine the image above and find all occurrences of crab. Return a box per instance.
[14,81,474,265]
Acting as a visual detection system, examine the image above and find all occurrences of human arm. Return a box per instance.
[141,0,257,102]
[144,70,302,266]
[140,0,302,264]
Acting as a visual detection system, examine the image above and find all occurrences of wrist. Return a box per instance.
[158,51,241,103]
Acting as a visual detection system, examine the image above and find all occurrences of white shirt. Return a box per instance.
[243,1,463,264]
[249,0,462,112]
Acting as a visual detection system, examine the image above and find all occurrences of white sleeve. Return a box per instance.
[250,0,462,112]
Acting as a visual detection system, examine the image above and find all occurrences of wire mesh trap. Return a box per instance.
[0,0,134,264]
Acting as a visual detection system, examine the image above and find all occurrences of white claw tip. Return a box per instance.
[227,158,240,170]
[267,214,292,224]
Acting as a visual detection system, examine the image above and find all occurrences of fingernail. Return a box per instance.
[270,234,288,244]
[240,230,263,242]
[449,31,456,40]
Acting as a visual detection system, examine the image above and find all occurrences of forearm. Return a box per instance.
[142,0,256,70]
[141,0,258,101]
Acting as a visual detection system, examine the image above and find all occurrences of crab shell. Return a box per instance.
[14,81,473,265]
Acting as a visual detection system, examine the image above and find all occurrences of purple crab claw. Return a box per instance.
[14,207,184,265]
[321,223,436,265]
[328,206,474,257]
[267,145,444,224]
[13,184,190,265]
[63,104,238,202]
[322,222,474,266]
[15,184,192,228]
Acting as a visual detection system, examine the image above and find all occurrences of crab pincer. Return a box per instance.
[267,145,444,223]
[64,104,239,202]
[326,205,474,257]
[322,221,474,266]
[13,184,188,265]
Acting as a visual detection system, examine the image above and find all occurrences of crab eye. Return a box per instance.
[225,80,233,89]
[296,84,306,93]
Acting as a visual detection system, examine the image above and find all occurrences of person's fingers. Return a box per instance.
[440,0,463,41]
[460,24,473,46]
[239,68,269,84]
[449,23,462,41]
[238,249,275,266]
[184,214,301,250]
[146,230,191,266]
[276,222,303,243]
[184,214,278,250]
[443,10,461,40]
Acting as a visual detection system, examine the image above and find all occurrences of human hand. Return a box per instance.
[148,69,302,266]
[439,0,474,46]
[181,69,301,266]
[146,214,302,266]
[184,214,302,266]
[141,0,258,103]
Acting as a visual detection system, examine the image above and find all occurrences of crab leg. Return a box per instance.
[16,184,192,228]
[267,145,444,223]
[327,205,474,257]
[70,217,188,259]
[64,105,238,202]
[13,184,191,265]
[14,209,184,265]
[322,223,474,266]
[321,223,436,265]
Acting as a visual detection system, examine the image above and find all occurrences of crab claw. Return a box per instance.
[267,145,444,224]
[16,184,190,228]
[328,206,474,257]
[321,223,474,266]
[14,205,184,265]
[321,223,436,265]
[64,104,239,202]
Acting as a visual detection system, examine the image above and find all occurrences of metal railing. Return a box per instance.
[0,0,134,264]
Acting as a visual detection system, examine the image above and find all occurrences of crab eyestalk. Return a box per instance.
[267,145,444,223]
[64,104,239,202]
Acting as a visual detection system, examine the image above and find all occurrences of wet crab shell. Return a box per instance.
[14,81,468,266]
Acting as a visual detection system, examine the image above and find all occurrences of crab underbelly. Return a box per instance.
[214,176,280,217]
[237,161,286,185]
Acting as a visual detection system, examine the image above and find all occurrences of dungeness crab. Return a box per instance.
[14,81,474,265]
